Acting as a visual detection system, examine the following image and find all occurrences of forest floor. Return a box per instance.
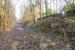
[1,16,75,50]
[0,23,67,50]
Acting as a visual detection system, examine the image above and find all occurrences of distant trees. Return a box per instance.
[21,0,54,24]
[21,0,36,24]
[0,0,16,33]
[43,9,53,16]
[22,0,44,24]
[45,0,48,16]
[63,0,75,15]
[44,0,53,16]
[21,0,75,24]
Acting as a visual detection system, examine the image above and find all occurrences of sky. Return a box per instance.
[12,0,25,20]
[12,0,66,20]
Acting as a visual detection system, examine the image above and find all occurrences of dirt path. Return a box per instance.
[3,24,36,50]
[1,23,69,50]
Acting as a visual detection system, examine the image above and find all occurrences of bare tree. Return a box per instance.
[28,0,36,24]
[22,0,45,24]
[45,0,48,16]
[35,0,43,20]
[38,0,42,20]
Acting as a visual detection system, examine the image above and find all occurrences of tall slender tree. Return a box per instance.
[45,0,48,16]
[28,0,36,24]
[35,0,42,20]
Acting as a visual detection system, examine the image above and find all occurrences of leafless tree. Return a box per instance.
[45,0,48,16]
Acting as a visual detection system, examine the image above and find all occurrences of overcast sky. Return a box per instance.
[12,0,66,20]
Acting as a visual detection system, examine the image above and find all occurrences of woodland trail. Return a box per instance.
[3,24,36,50]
